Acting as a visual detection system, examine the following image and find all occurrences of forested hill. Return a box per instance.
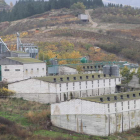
[0,0,103,22]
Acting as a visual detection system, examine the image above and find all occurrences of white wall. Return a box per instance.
[8,79,51,93]
[59,66,78,75]
[23,63,46,79]
[1,65,24,82]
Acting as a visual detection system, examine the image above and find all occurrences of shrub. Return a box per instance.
[0,87,15,98]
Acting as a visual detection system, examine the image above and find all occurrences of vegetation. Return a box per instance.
[91,6,140,24]
[120,66,135,84]
[0,87,15,97]
[0,0,103,22]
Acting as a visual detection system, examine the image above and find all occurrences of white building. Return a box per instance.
[51,90,140,136]
[0,57,46,82]
[8,73,121,103]
[78,14,89,22]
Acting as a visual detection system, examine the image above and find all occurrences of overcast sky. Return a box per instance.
[5,0,140,7]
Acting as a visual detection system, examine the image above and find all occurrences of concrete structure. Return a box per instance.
[51,90,140,136]
[0,57,46,82]
[128,75,140,89]
[8,73,121,103]
[78,14,89,22]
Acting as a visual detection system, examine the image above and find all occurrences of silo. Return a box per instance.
[110,65,119,77]
[80,57,87,63]
[103,65,111,75]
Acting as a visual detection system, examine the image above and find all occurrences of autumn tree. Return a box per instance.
[76,65,83,74]
[137,67,140,84]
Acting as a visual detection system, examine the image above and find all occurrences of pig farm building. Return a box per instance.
[51,90,140,136]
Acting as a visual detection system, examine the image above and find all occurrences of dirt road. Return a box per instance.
[85,9,98,28]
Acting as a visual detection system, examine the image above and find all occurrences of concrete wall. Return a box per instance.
[23,63,46,79]
[1,65,24,82]
[59,66,78,75]
[14,93,57,104]
[128,75,140,88]
[51,99,140,136]
[8,79,52,93]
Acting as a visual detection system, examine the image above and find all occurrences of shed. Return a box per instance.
[78,14,89,22]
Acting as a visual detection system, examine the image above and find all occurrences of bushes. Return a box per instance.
[0,87,15,98]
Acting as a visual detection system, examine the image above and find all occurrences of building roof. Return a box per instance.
[11,51,28,54]
[81,90,140,104]
[35,73,117,83]
[7,57,44,64]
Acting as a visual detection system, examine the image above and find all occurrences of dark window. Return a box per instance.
[26,69,28,71]
[5,69,9,71]
[67,77,69,81]
[98,75,100,78]
[120,95,123,99]
[92,75,94,78]
[114,96,117,100]
[31,69,33,70]
[83,66,85,69]
[139,93,140,96]
[60,78,63,81]
[94,66,96,68]
[74,77,76,80]
[98,66,100,68]
[104,74,106,77]
[86,76,88,79]
[54,78,56,82]
[87,66,89,69]
[100,98,103,102]
[109,74,111,77]
[133,94,136,97]
[91,66,93,69]
[15,69,20,71]
[127,94,129,98]
[37,68,39,70]
[107,97,110,101]
[42,68,44,70]
[80,76,82,79]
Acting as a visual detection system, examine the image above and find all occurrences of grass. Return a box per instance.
[81,90,140,103]
[35,73,116,83]
[1,97,140,140]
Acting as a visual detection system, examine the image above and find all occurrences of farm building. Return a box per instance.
[8,73,121,103]
[51,90,140,136]
[0,57,46,82]
[78,14,89,22]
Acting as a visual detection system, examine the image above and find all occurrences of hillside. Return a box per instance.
[0,0,10,11]
[103,0,140,7]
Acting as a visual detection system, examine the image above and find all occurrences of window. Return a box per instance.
[37,68,39,70]
[98,75,100,78]
[100,98,103,102]
[5,69,9,71]
[94,66,96,68]
[42,68,44,70]
[73,83,75,86]
[92,75,94,78]
[98,66,100,68]
[127,94,129,98]
[107,97,110,101]
[54,78,56,82]
[91,66,93,69]
[26,69,28,71]
[139,93,140,96]
[67,77,69,81]
[104,74,106,77]
[31,69,33,71]
[74,77,76,80]
[87,66,89,69]
[120,95,123,99]
[15,69,20,71]
[114,96,117,100]
[60,78,63,81]
[83,66,85,69]
[86,76,88,79]
[133,94,136,97]
[80,76,82,79]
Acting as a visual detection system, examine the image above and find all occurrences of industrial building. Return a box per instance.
[51,90,140,136]
[0,57,46,82]
[8,73,121,103]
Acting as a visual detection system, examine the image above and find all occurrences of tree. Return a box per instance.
[70,2,86,11]
[76,65,83,74]
[137,67,140,84]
